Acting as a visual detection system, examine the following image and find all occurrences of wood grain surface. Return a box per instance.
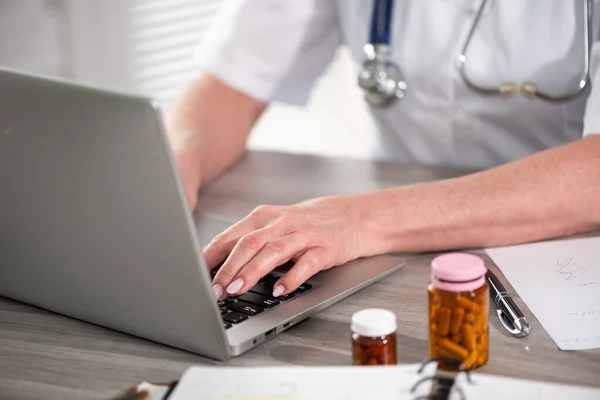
[1,150,598,400]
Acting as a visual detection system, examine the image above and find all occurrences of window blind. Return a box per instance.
[129,0,221,106]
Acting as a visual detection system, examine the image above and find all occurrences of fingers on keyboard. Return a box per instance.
[217,278,313,328]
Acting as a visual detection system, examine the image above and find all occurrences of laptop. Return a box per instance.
[0,67,405,360]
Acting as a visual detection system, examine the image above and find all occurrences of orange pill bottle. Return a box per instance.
[351,308,397,366]
[428,253,489,371]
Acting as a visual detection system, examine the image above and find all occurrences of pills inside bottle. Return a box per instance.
[428,253,489,371]
[351,308,397,365]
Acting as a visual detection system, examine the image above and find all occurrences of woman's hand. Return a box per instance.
[204,196,368,300]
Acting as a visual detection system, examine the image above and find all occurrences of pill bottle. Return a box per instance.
[428,253,489,371]
[351,308,397,365]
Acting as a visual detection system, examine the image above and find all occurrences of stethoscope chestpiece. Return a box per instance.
[358,44,407,108]
[359,0,406,107]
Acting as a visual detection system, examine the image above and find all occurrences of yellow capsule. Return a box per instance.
[438,338,469,360]
[436,307,452,336]
[450,307,465,334]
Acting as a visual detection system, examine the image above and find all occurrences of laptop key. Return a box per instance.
[217,298,233,307]
[261,278,278,289]
[252,282,296,301]
[276,292,296,301]
[224,322,232,329]
[229,301,264,316]
[238,292,280,309]
[223,311,248,324]
[294,283,312,294]
[274,260,295,272]
[249,284,273,296]
[258,273,275,283]
[220,308,229,316]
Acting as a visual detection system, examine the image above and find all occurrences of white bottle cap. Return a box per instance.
[351,308,397,337]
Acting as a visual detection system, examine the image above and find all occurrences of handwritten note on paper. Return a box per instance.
[485,236,600,350]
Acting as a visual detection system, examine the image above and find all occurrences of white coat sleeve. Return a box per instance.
[193,0,342,106]
[583,40,600,136]
[582,0,600,139]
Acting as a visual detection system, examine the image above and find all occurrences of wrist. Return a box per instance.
[351,189,407,257]
[354,184,441,256]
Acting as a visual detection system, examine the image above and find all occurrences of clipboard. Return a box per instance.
[113,357,600,400]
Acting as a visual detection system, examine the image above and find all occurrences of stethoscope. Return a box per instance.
[357,0,593,107]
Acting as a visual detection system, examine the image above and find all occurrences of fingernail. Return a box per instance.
[212,284,223,299]
[273,285,285,297]
[227,278,244,295]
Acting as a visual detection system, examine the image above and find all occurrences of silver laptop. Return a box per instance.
[0,67,404,360]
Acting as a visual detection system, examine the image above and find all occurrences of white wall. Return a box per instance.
[0,0,63,76]
[249,48,372,160]
[0,0,372,160]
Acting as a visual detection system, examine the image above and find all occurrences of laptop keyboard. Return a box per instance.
[211,263,313,329]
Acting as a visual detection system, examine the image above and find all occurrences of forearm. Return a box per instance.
[165,73,267,187]
[358,136,600,255]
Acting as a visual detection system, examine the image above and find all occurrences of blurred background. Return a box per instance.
[0,0,373,159]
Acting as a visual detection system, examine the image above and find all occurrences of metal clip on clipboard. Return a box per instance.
[410,357,474,400]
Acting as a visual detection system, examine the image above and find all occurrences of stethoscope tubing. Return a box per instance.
[456,0,593,101]
[369,0,394,45]
[361,0,593,105]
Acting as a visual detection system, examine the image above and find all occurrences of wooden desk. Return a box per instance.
[1,151,598,399]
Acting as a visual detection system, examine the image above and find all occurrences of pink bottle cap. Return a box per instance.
[431,253,487,292]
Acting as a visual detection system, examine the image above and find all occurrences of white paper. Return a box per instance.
[457,371,600,399]
[165,362,600,400]
[485,236,600,350]
[167,363,436,400]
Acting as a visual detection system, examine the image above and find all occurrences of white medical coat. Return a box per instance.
[195,0,600,169]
